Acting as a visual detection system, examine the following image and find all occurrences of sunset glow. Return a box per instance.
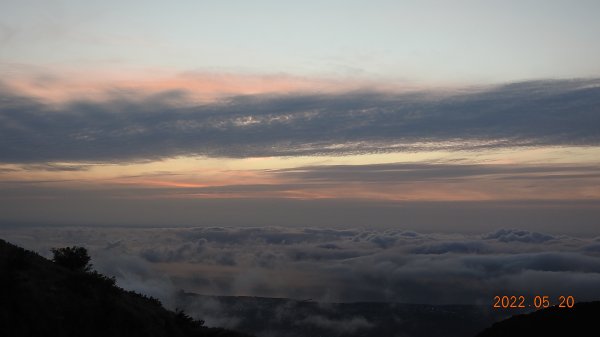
[2,2,600,327]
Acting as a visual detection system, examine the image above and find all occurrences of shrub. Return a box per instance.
[51,246,92,272]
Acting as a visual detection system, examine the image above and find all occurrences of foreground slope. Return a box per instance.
[476,301,600,337]
[0,239,252,337]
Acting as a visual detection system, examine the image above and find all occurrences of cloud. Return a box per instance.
[460,252,600,274]
[1,79,599,163]
[298,315,372,334]
[581,243,600,253]
[2,225,600,306]
[180,295,243,329]
[18,163,93,172]
[140,240,206,263]
[271,162,600,185]
[482,228,555,243]
[411,241,489,254]
[354,230,426,249]
[92,250,178,308]
[181,227,359,245]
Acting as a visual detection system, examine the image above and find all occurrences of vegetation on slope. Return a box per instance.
[0,239,253,337]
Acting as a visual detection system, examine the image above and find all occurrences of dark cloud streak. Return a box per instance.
[1,79,599,163]
[271,162,600,183]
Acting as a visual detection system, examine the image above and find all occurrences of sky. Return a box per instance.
[1,1,600,309]
[3,1,600,82]
[1,1,600,232]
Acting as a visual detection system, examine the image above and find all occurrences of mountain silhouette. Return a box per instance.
[0,239,253,337]
[476,301,600,337]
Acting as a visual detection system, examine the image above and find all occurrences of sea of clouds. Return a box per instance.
[2,225,599,311]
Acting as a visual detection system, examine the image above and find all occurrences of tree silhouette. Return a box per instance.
[51,246,92,272]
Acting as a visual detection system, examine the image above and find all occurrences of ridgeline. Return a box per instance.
[0,239,253,337]
[476,301,599,337]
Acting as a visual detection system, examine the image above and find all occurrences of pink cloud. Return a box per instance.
[1,66,427,103]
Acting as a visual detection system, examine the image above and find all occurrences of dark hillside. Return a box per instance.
[0,238,253,337]
[476,301,600,337]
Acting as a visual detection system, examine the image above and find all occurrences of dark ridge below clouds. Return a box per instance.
[1,79,599,163]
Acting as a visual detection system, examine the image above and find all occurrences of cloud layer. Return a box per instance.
[1,79,599,163]
[2,226,599,308]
